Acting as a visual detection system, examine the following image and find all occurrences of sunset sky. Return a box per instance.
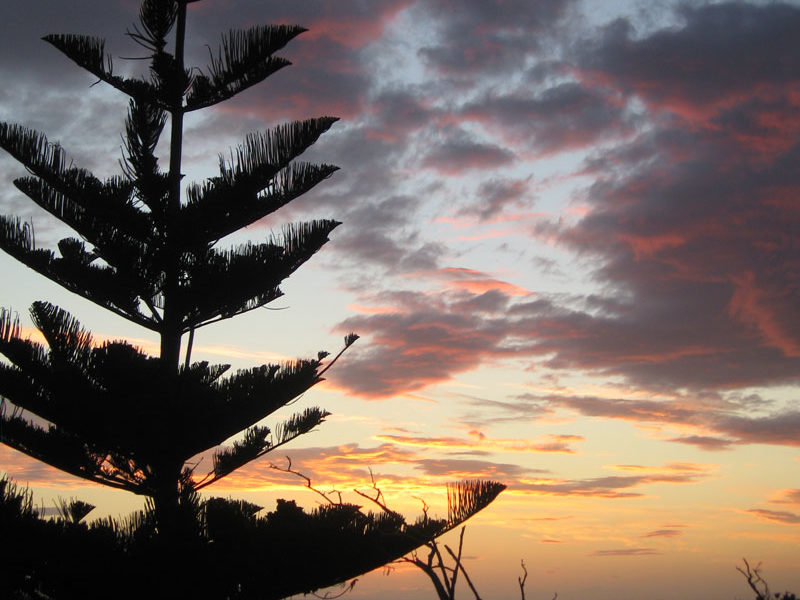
[1,0,799,598]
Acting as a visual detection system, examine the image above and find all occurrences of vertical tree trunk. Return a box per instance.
[156,2,189,548]
[160,1,187,373]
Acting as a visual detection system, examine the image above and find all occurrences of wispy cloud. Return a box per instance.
[745,508,800,525]
[512,462,712,499]
[771,489,800,506]
[374,432,583,454]
[591,548,660,557]
[509,392,800,449]
[642,529,683,538]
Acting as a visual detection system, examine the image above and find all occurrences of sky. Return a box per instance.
[1,0,799,598]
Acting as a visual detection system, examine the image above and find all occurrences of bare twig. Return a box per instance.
[413,495,430,522]
[405,551,450,600]
[443,535,462,597]
[444,527,483,600]
[268,456,341,505]
[353,468,402,519]
[737,558,770,600]
[518,559,528,600]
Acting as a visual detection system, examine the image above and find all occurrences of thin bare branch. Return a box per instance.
[443,528,483,600]
[266,456,340,505]
[737,558,770,600]
[518,559,528,600]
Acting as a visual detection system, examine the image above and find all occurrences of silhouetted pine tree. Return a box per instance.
[0,2,504,598]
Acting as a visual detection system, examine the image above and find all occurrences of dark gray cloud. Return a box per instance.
[462,82,633,154]
[457,177,534,221]
[421,128,515,173]
[365,89,438,143]
[576,3,800,110]
[313,192,447,272]
[533,126,800,390]
[415,0,577,76]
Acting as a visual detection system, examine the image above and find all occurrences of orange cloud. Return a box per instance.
[770,489,800,506]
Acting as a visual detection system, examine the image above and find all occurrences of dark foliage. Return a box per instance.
[1,475,504,600]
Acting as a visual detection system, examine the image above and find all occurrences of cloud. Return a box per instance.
[591,548,660,557]
[642,529,682,538]
[331,273,798,449]
[504,2,800,395]
[771,489,800,506]
[414,458,546,479]
[330,287,519,397]
[575,3,800,119]
[364,89,438,144]
[374,432,583,454]
[745,508,800,525]
[415,0,577,76]
[421,128,515,174]
[189,441,533,495]
[456,177,535,222]
[462,82,632,154]
[436,268,532,297]
[197,443,415,492]
[513,462,711,498]
[326,193,447,271]
[515,392,800,449]
[665,436,736,452]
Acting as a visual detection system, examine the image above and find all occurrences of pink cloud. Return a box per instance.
[437,268,532,297]
[727,271,800,358]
